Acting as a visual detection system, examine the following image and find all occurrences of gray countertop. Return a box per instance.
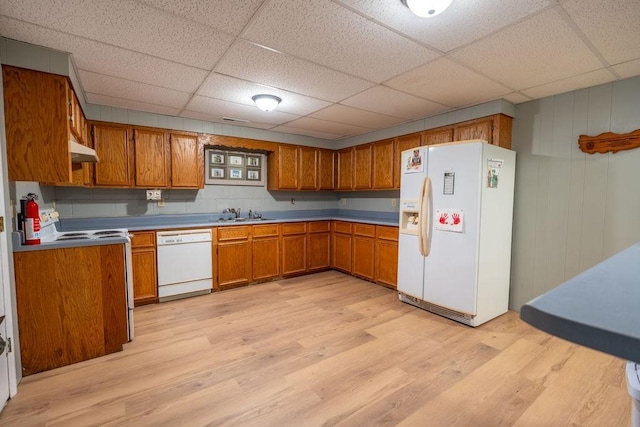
[12,210,399,252]
[520,242,640,363]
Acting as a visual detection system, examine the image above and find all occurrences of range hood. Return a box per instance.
[70,135,99,163]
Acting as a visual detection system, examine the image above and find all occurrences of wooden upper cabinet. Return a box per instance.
[3,65,73,183]
[353,144,372,189]
[454,118,493,143]
[336,148,353,191]
[372,139,394,189]
[298,146,318,190]
[394,132,422,189]
[170,132,203,189]
[93,123,133,187]
[424,127,453,146]
[134,127,170,188]
[268,144,298,190]
[317,148,335,190]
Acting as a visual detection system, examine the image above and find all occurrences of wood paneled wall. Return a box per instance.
[509,76,640,310]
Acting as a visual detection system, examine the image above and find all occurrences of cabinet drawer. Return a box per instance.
[217,226,250,241]
[376,225,398,241]
[131,231,156,248]
[353,223,375,237]
[282,222,307,235]
[332,221,352,234]
[308,221,330,233]
[252,224,279,238]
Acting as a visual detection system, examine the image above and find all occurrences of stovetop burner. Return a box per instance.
[56,236,91,241]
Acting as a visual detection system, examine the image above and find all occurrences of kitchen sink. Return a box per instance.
[216,217,270,223]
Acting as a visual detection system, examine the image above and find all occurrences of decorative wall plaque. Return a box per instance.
[578,128,640,154]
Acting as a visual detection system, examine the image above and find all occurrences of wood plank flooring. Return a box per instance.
[0,271,630,426]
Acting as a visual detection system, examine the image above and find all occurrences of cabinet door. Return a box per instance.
[372,138,394,189]
[423,127,453,145]
[308,233,330,271]
[353,144,372,189]
[375,240,398,289]
[332,233,352,273]
[336,148,353,190]
[171,132,204,188]
[134,127,170,188]
[352,236,375,280]
[394,132,422,188]
[317,149,335,190]
[217,241,252,290]
[278,144,299,189]
[93,123,133,187]
[132,248,158,306]
[298,146,318,190]
[454,118,493,143]
[252,238,280,281]
[3,66,72,183]
[282,234,307,276]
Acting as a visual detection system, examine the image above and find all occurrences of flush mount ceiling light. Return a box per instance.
[252,94,282,112]
[401,0,453,18]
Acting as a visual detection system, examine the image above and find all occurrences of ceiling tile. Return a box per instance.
[86,93,181,116]
[197,73,331,115]
[216,40,374,102]
[282,117,371,139]
[450,8,604,90]
[0,16,209,93]
[137,0,265,35]
[269,125,346,140]
[386,58,512,107]
[341,86,450,120]
[613,59,640,79]
[186,95,299,125]
[180,110,275,130]
[0,0,234,69]
[502,92,534,105]
[309,105,406,129]
[242,0,439,83]
[337,0,555,52]
[562,0,640,65]
[79,70,191,109]
[522,69,616,99]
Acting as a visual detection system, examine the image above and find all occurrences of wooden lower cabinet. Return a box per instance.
[216,226,252,290]
[14,245,128,376]
[331,221,352,273]
[352,223,375,280]
[374,225,399,289]
[308,221,331,272]
[252,224,280,281]
[281,223,307,276]
[131,231,158,306]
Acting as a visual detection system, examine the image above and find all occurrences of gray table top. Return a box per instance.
[521,242,640,363]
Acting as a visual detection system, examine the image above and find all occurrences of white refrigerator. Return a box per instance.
[397,139,516,326]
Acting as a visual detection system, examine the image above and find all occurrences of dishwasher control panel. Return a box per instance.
[156,229,212,245]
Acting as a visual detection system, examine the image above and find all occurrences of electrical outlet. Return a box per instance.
[290,198,295,205]
[146,189,162,200]
[340,198,347,206]
[157,199,165,207]
[391,199,397,207]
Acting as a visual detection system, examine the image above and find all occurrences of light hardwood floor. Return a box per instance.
[0,271,630,426]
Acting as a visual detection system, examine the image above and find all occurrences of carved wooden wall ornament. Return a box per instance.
[578,128,640,154]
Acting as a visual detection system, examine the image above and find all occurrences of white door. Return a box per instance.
[423,141,483,314]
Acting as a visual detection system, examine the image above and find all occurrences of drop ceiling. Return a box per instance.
[1,0,638,140]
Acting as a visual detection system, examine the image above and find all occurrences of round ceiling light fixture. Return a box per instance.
[401,0,453,18]
[252,94,282,112]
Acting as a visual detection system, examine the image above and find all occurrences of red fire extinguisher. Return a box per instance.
[23,193,40,245]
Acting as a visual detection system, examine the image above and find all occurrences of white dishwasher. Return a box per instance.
[157,229,213,302]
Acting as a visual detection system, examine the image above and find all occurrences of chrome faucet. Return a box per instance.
[223,208,241,218]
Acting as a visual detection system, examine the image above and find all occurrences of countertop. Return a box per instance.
[12,210,399,252]
[520,242,640,363]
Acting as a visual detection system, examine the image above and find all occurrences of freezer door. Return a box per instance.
[397,233,425,299]
[399,146,427,200]
[423,141,483,315]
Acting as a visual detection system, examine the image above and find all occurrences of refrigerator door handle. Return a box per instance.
[418,177,431,256]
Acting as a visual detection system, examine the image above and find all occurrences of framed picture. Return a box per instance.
[210,167,225,179]
[210,152,225,165]
[247,156,260,167]
[228,168,243,179]
[247,169,261,181]
[228,155,244,166]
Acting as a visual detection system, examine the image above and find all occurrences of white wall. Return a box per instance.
[509,75,640,310]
